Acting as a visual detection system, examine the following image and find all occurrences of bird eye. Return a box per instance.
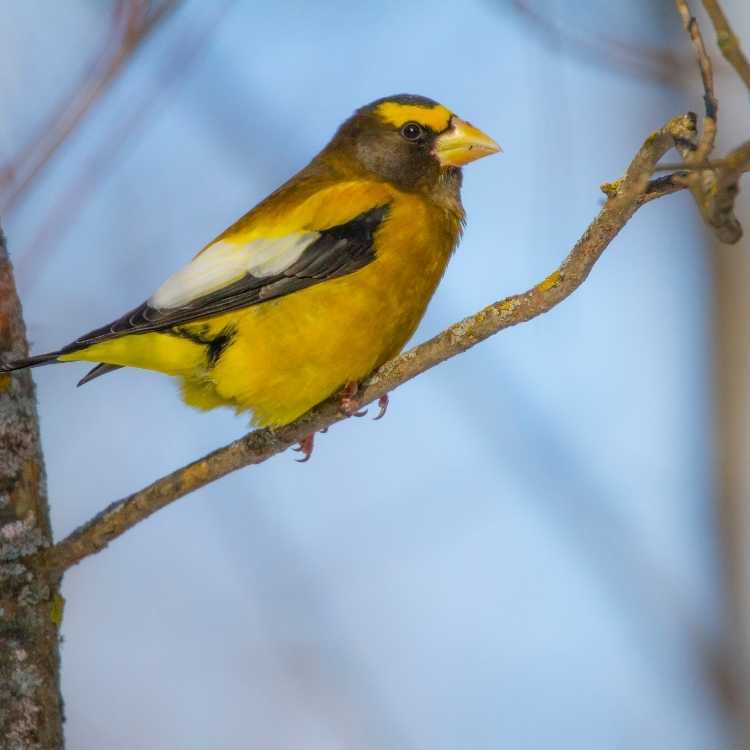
[401,122,424,141]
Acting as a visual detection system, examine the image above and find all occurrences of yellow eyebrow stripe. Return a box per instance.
[375,102,452,132]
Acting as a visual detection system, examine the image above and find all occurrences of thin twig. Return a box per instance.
[675,0,718,158]
[655,158,750,172]
[0,0,181,215]
[702,0,750,91]
[34,115,694,575]
[639,172,693,204]
[15,0,232,292]
[511,0,684,83]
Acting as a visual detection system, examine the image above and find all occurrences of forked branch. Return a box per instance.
[674,0,749,242]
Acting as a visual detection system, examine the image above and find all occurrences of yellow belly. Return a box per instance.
[63,193,460,426]
[200,253,443,425]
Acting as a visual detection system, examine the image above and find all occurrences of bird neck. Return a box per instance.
[311,148,464,220]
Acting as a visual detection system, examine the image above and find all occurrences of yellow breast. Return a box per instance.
[192,189,460,426]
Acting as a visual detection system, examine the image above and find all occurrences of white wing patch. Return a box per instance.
[150,232,320,310]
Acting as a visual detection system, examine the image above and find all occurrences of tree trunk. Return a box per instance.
[0,224,64,748]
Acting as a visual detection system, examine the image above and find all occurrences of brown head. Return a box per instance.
[317,94,500,198]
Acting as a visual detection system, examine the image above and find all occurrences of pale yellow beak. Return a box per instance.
[434,116,501,167]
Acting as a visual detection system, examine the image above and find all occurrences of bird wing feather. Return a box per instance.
[60,202,390,354]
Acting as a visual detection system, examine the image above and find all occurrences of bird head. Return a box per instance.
[321,94,501,193]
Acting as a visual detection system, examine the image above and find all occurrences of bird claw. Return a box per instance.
[294,434,315,462]
[339,381,367,417]
[340,383,389,419]
[296,390,388,461]
[373,393,389,420]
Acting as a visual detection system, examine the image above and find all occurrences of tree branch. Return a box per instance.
[675,0,719,206]
[702,0,750,90]
[36,114,695,575]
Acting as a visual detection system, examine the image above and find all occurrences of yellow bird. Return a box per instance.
[1,95,499,458]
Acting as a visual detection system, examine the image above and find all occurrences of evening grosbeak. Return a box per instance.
[1,95,500,457]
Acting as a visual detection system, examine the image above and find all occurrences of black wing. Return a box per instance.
[63,203,390,353]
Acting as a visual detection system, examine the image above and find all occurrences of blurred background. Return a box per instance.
[1,1,749,747]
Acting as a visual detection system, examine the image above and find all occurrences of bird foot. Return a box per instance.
[293,434,315,462]
[373,393,389,420]
[294,391,389,462]
[339,381,367,417]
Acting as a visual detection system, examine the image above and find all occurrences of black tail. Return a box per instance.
[0,353,123,387]
[0,350,62,373]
